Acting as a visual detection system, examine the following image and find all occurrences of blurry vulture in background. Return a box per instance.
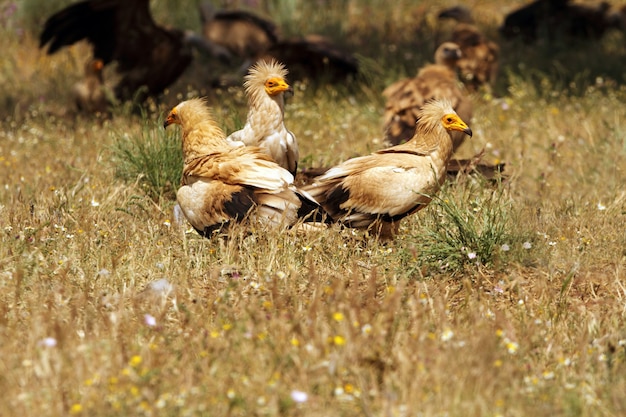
[382,42,472,150]
[199,2,359,83]
[199,2,279,71]
[499,0,621,42]
[259,35,360,83]
[437,5,500,92]
[40,0,230,103]
[72,58,109,113]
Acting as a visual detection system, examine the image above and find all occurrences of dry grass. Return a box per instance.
[1,1,626,416]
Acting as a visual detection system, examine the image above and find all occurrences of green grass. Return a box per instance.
[110,114,183,202]
[412,179,524,273]
[1,1,626,416]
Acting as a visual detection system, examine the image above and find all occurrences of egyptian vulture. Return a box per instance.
[303,99,472,240]
[40,0,229,103]
[382,42,472,150]
[438,5,500,92]
[226,60,299,176]
[500,0,620,42]
[73,58,109,113]
[163,98,323,237]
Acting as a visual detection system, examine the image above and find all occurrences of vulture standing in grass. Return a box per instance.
[73,58,109,113]
[303,99,472,240]
[40,0,229,103]
[226,60,299,176]
[437,5,500,92]
[383,42,472,150]
[499,0,620,42]
[163,98,324,237]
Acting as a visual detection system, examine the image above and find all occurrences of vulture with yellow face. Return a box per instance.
[303,99,472,240]
[227,60,299,176]
[73,58,109,113]
[437,5,500,92]
[383,42,472,150]
[40,0,229,103]
[163,98,324,237]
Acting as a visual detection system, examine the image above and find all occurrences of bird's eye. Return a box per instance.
[447,117,453,122]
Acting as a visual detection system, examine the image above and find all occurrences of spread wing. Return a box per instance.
[40,0,192,100]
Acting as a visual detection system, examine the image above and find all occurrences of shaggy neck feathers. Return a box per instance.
[410,100,455,156]
[242,60,289,137]
[174,98,229,163]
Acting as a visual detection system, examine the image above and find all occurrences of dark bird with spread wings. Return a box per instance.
[40,0,228,103]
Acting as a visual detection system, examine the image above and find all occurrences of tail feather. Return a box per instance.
[296,189,332,223]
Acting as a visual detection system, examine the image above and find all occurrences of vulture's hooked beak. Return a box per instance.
[164,112,176,129]
[442,113,473,137]
[265,77,291,97]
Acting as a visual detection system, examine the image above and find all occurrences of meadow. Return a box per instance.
[1,0,625,416]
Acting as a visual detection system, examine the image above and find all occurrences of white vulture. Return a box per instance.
[227,60,299,176]
[73,58,109,113]
[163,98,323,237]
[303,99,472,240]
[383,42,472,150]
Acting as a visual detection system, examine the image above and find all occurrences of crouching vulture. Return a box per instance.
[199,3,358,83]
[437,5,500,92]
[40,0,229,103]
[500,0,621,42]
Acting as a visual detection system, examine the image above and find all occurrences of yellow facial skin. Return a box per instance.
[441,113,473,137]
[164,108,179,128]
[264,77,291,96]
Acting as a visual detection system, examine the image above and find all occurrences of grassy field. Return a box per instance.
[1,0,626,416]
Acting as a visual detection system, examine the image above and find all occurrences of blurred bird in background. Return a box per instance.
[40,0,230,104]
[383,42,472,151]
[437,5,500,92]
[499,0,622,43]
